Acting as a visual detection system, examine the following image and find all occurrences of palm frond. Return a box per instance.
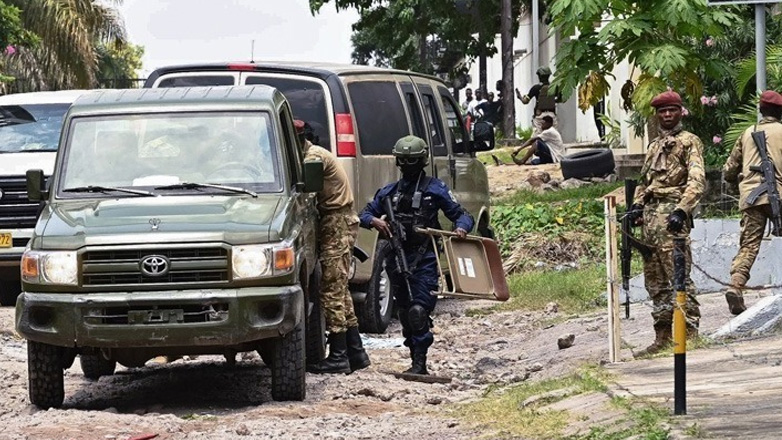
[723,100,759,149]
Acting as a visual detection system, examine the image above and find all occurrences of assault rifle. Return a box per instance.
[382,196,414,301]
[620,179,654,319]
[746,130,782,236]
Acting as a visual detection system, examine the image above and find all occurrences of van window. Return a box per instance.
[245,76,332,152]
[421,93,447,156]
[0,103,70,152]
[157,76,236,87]
[347,81,409,156]
[439,90,469,154]
[400,82,426,139]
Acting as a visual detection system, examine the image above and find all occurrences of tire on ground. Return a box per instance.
[79,353,116,380]
[28,341,65,409]
[560,149,615,180]
[270,320,305,401]
[355,240,395,334]
[305,264,326,365]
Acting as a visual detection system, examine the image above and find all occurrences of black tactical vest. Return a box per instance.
[392,176,441,250]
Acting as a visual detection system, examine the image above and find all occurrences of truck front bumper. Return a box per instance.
[15,286,303,348]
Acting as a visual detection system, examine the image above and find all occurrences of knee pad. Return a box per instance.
[408,305,430,335]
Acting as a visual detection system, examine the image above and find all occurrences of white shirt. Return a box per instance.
[538,127,565,163]
[466,99,486,118]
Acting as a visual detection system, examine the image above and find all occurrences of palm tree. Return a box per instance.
[4,0,127,91]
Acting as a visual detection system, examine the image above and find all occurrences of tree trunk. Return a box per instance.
[501,0,515,139]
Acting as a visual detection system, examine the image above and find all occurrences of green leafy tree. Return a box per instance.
[3,0,127,91]
[310,0,525,77]
[97,41,144,88]
[548,0,739,117]
[0,1,35,83]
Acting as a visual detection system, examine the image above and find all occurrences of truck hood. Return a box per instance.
[36,195,285,249]
[0,151,57,175]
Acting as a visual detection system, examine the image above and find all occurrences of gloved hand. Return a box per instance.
[627,204,644,225]
[666,209,687,233]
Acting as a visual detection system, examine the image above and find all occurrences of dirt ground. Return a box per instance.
[0,288,759,440]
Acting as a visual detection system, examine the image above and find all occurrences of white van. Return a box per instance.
[0,90,85,304]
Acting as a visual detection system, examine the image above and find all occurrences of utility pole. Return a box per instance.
[501,0,515,138]
[531,0,540,84]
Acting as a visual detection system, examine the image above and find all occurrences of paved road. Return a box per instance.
[608,334,782,439]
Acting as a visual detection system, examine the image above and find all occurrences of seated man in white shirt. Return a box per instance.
[510,116,565,165]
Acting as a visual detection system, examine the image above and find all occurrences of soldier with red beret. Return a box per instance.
[628,90,705,357]
[723,90,782,315]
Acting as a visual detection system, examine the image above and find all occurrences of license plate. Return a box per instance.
[0,233,10,248]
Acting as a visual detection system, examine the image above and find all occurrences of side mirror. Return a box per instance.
[472,121,496,152]
[302,160,324,193]
[26,169,47,202]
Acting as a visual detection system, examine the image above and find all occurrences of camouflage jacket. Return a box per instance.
[723,117,782,210]
[633,127,705,215]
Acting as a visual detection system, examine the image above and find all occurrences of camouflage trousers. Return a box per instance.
[642,202,700,328]
[319,210,359,333]
[730,204,773,289]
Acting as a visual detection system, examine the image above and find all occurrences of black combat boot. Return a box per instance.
[346,326,371,372]
[405,350,428,375]
[307,332,351,374]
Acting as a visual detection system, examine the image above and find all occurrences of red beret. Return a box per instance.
[293,119,305,134]
[650,91,683,109]
[760,90,782,107]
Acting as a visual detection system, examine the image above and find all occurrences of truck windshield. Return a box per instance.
[59,111,283,194]
[0,103,70,153]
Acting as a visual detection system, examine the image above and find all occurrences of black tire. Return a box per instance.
[79,353,116,380]
[0,280,21,306]
[560,149,615,180]
[270,321,305,401]
[478,220,495,239]
[305,265,326,365]
[355,240,395,334]
[28,341,65,409]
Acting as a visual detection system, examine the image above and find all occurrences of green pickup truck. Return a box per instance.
[16,86,325,408]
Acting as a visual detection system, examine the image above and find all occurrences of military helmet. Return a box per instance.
[392,135,429,166]
[536,66,552,76]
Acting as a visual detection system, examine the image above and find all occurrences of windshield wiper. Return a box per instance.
[62,185,157,197]
[154,182,258,198]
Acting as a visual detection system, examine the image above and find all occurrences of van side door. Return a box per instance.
[414,81,452,188]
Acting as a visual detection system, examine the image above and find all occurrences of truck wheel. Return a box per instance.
[79,353,116,380]
[270,321,305,401]
[28,341,65,409]
[356,240,395,334]
[0,281,21,306]
[305,265,326,365]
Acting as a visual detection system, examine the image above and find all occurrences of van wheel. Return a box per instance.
[270,321,305,401]
[305,265,326,365]
[79,353,116,380]
[356,240,395,334]
[0,281,21,306]
[560,149,615,180]
[28,341,65,409]
[478,222,495,240]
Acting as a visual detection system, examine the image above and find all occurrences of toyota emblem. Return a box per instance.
[0,189,4,200]
[140,255,169,277]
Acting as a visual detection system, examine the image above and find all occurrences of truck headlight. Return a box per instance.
[21,251,78,286]
[232,244,295,280]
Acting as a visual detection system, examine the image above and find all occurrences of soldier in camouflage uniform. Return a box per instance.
[295,120,370,375]
[628,91,705,357]
[722,90,782,315]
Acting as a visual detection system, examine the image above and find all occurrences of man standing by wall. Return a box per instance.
[722,90,782,315]
[297,120,371,375]
[516,66,558,134]
[628,91,705,357]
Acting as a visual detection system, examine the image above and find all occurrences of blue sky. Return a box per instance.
[117,0,360,76]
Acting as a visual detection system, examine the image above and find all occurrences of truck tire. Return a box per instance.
[560,149,615,180]
[355,240,395,334]
[28,341,65,409]
[0,281,21,306]
[79,353,116,380]
[305,265,326,365]
[270,321,305,401]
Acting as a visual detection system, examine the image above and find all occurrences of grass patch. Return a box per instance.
[467,265,608,316]
[496,182,622,205]
[477,148,518,167]
[456,368,610,440]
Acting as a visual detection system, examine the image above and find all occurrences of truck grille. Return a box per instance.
[0,176,45,229]
[83,303,230,325]
[81,247,230,287]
